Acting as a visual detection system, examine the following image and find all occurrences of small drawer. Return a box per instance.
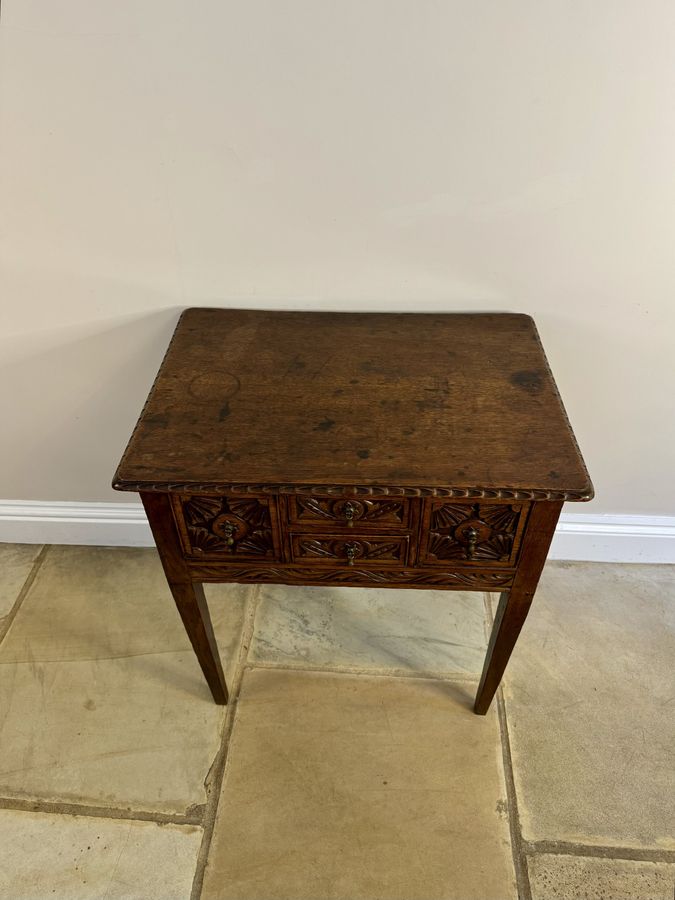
[173,494,281,560]
[287,495,410,530]
[290,533,410,567]
[421,501,528,567]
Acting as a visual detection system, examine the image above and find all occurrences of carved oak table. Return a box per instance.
[113,308,593,714]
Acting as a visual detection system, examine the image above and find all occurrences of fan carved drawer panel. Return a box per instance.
[287,495,411,530]
[173,495,282,560]
[421,501,529,567]
[290,533,410,567]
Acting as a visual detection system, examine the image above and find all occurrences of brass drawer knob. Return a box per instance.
[344,501,356,527]
[345,543,356,565]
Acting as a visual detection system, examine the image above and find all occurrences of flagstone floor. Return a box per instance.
[0,544,673,899]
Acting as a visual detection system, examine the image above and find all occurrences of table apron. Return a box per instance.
[185,561,516,591]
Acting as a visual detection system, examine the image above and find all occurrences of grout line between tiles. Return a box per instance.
[483,588,675,886]
[0,796,202,826]
[523,839,675,865]
[497,686,532,900]
[244,659,481,683]
[0,545,50,649]
[483,590,533,900]
[189,584,262,900]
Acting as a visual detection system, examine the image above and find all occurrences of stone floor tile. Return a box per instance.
[0,546,247,681]
[528,853,675,900]
[202,668,516,900]
[0,543,43,621]
[502,561,675,848]
[0,546,250,813]
[0,808,201,899]
[250,584,487,675]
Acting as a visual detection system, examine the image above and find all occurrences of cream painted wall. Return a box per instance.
[1,1,674,513]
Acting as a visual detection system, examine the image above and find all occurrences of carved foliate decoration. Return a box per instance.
[187,564,514,588]
[425,503,522,564]
[180,496,275,556]
[293,496,406,527]
[293,537,406,565]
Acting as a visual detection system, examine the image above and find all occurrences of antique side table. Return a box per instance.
[113,309,593,714]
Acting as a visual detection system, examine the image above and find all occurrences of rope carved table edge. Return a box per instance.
[114,480,593,502]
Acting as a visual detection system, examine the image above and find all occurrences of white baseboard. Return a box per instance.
[0,501,152,547]
[0,501,673,564]
[549,513,675,563]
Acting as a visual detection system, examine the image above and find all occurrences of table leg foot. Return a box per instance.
[141,491,229,704]
[168,580,228,704]
[474,588,531,715]
[473,500,563,715]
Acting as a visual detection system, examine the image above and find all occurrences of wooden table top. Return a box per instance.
[113,308,593,501]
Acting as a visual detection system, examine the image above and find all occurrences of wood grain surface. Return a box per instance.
[113,309,593,499]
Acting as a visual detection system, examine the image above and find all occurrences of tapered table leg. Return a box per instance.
[474,501,562,715]
[141,491,228,704]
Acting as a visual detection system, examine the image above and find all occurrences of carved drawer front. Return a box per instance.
[422,502,528,567]
[174,495,280,560]
[288,496,410,530]
[290,533,409,567]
